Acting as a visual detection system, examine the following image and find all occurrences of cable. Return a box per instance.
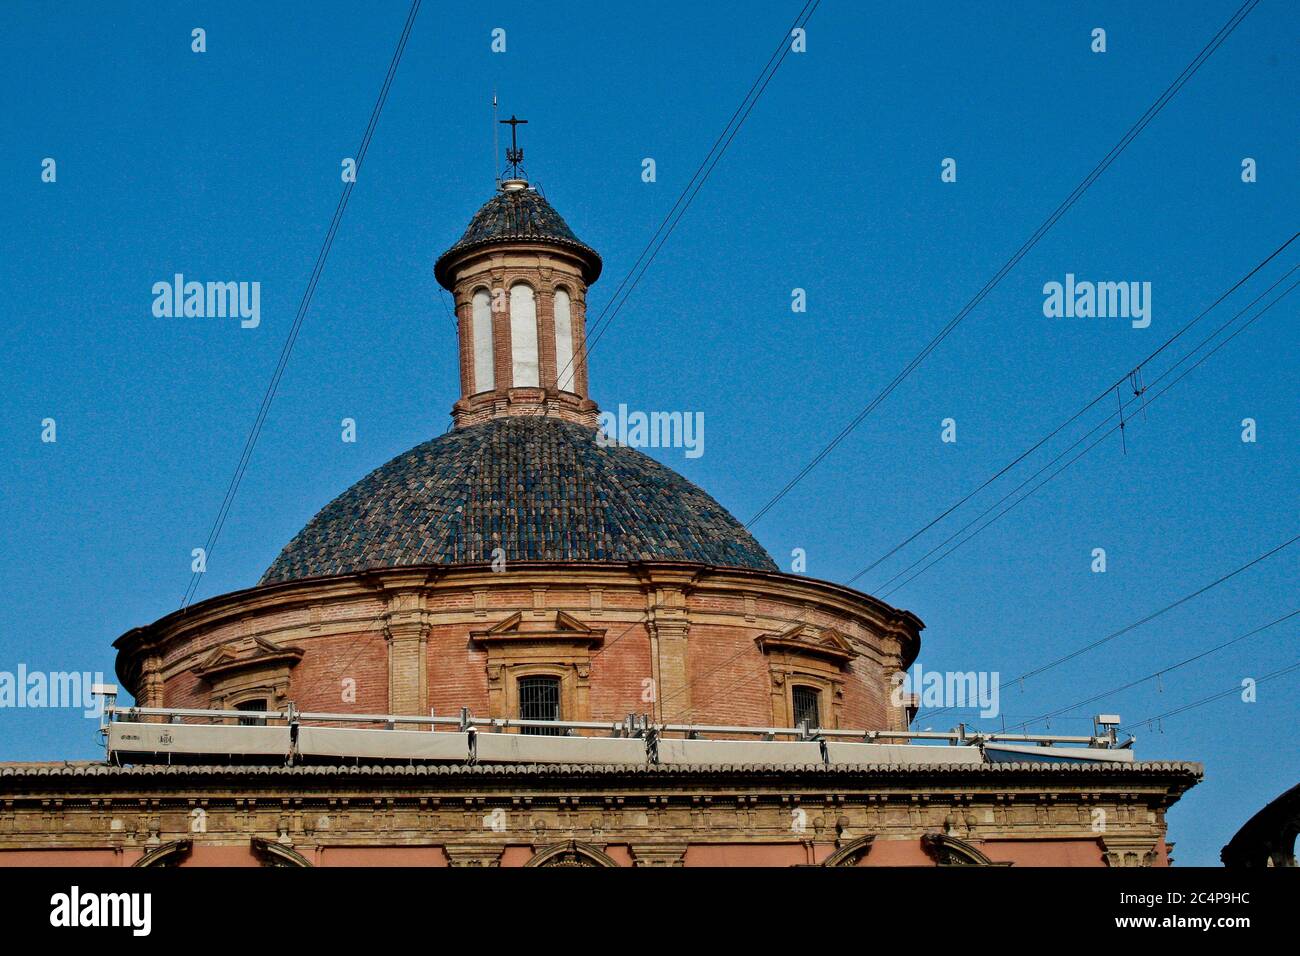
[877,270,1300,597]
[644,0,1271,722]
[679,273,1298,724]
[580,1,818,362]
[545,0,821,401]
[1119,660,1300,734]
[577,250,1297,724]
[1002,609,1300,731]
[918,532,1300,721]
[675,242,1299,721]
[180,0,423,609]
[744,0,1261,528]
[844,233,1299,590]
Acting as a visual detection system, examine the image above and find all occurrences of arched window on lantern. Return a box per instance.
[554,287,575,393]
[509,283,539,387]
[471,288,495,393]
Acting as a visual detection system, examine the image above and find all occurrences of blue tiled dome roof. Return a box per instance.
[434,187,602,287]
[261,417,776,584]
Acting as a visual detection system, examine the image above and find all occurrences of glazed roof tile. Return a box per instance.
[434,186,601,286]
[262,417,777,584]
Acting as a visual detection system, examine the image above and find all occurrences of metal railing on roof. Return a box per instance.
[96,689,1131,768]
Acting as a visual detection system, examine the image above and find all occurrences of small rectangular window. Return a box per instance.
[236,699,268,727]
[518,676,562,736]
[792,686,820,730]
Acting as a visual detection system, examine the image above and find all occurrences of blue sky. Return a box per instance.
[1,1,1295,866]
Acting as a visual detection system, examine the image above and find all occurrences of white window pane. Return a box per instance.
[554,289,575,393]
[510,284,539,387]
[471,289,494,392]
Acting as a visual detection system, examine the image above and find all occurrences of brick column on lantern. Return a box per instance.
[435,178,603,430]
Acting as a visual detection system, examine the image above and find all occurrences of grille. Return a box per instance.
[792,686,820,730]
[518,676,562,735]
[236,699,268,727]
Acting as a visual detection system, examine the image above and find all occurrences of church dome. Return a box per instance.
[261,416,776,584]
[434,185,602,288]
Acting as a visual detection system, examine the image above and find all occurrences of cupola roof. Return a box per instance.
[261,417,776,584]
[434,186,602,288]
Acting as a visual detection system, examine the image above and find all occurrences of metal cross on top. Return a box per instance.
[499,114,528,177]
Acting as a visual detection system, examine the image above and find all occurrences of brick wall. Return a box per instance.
[139,564,919,733]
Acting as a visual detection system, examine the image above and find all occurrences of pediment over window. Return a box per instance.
[525,840,618,867]
[251,837,313,868]
[133,839,192,868]
[470,610,604,649]
[822,834,875,867]
[921,832,1012,866]
[192,634,304,681]
[755,622,857,669]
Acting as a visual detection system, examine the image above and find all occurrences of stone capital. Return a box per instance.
[1100,836,1159,867]
[629,843,688,867]
[443,843,504,867]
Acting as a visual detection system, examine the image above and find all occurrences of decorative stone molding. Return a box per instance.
[1100,836,1159,868]
[443,843,504,867]
[756,623,856,728]
[756,623,857,668]
[251,836,313,868]
[822,834,875,867]
[921,832,1011,866]
[470,610,604,722]
[629,843,688,867]
[0,761,1200,868]
[132,839,192,868]
[525,840,618,867]
[142,654,165,709]
[637,564,699,723]
[192,635,304,712]
[375,576,434,716]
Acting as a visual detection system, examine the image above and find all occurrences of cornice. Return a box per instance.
[114,560,925,694]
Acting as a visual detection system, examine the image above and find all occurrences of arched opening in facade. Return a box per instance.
[509,283,539,387]
[471,287,494,392]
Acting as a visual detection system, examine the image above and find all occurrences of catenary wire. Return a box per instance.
[181,0,422,609]
[743,0,1260,529]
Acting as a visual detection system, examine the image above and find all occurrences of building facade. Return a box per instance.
[0,166,1199,867]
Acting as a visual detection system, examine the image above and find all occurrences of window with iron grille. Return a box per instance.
[236,698,268,727]
[518,676,562,735]
[792,685,820,730]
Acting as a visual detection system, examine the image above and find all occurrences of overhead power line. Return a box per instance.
[1005,608,1300,731]
[876,269,1300,597]
[542,2,1274,713]
[844,233,1299,592]
[681,286,1295,723]
[1119,660,1300,734]
[744,0,1261,528]
[181,0,423,610]
[679,268,1297,725]
[545,0,821,400]
[919,531,1300,721]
